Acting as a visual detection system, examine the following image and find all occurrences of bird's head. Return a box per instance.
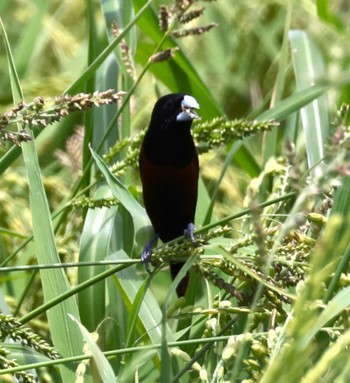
[149,93,200,132]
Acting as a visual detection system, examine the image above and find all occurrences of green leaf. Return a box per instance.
[257,83,327,122]
[109,250,168,345]
[325,178,350,301]
[289,30,329,172]
[4,343,52,365]
[12,0,49,77]
[93,54,120,153]
[90,147,151,255]
[1,18,83,382]
[303,286,350,347]
[65,0,153,95]
[316,0,344,30]
[262,2,292,163]
[78,186,119,331]
[69,314,116,383]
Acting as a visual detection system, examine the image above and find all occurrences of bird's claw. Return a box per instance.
[184,222,196,244]
[141,235,159,274]
[141,247,152,274]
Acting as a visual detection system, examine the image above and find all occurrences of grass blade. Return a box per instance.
[65,0,152,95]
[90,147,151,254]
[1,18,83,381]
[262,2,292,163]
[110,250,168,345]
[69,314,116,383]
[289,30,329,173]
[257,83,327,122]
[78,186,118,331]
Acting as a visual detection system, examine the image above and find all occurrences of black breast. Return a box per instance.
[142,121,196,167]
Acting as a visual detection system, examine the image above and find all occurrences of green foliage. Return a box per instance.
[1,0,350,382]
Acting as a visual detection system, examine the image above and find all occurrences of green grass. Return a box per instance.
[1,0,350,382]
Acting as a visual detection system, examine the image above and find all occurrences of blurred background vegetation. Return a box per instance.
[1,0,349,237]
[1,0,350,382]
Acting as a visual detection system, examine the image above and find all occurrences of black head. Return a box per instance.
[148,93,200,133]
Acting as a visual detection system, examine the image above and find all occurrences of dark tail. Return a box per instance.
[170,263,189,297]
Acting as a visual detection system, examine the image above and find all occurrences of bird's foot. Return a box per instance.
[141,235,159,274]
[184,223,196,244]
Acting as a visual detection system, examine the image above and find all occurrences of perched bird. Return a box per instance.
[139,93,200,296]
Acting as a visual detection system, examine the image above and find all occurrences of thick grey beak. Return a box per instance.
[177,95,200,121]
